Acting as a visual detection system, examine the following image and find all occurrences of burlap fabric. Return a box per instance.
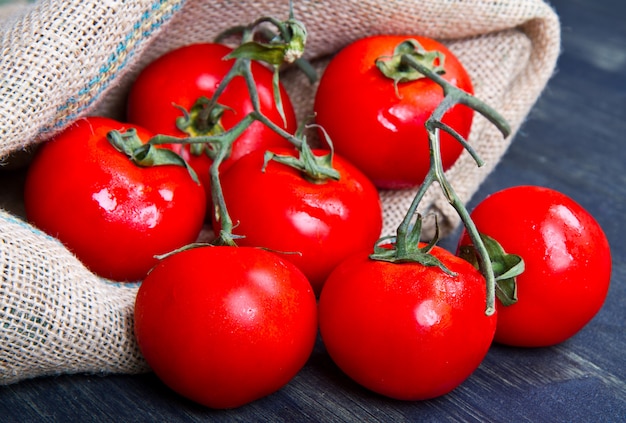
[0,0,560,384]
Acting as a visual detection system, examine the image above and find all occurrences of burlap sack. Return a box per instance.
[0,0,560,384]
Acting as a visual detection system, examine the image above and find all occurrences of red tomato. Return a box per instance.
[134,245,318,409]
[214,147,383,295]
[126,43,297,204]
[314,35,474,189]
[318,244,496,400]
[457,185,612,347]
[24,116,206,282]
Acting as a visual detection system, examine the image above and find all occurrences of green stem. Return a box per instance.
[209,142,237,246]
[199,59,244,125]
[149,4,320,247]
[152,114,256,245]
[394,173,434,256]
[427,123,497,315]
[387,52,511,316]
[151,108,302,155]
[402,54,510,136]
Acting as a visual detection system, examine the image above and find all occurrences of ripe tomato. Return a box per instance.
[318,244,496,400]
[457,185,612,347]
[214,147,383,295]
[24,116,206,282]
[314,35,474,189]
[134,245,318,409]
[126,43,297,205]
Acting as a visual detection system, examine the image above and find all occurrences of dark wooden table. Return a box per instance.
[2,0,625,421]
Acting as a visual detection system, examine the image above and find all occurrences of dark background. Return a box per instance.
[2,0,625,421]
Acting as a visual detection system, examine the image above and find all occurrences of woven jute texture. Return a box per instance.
[0,0,560,384]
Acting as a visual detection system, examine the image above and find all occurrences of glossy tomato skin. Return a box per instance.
[314,35,474,189]
[127,43,297,203]
[134,246,318,409]
[458,186,612,347]
[318,245,496,400]
[24,116,206,282]
[214,147,383,295]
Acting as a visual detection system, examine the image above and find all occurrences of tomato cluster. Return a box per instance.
[22,10,611,411]
[126,42,297,211]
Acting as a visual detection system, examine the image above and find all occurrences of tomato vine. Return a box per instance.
[140,2,323,247]
[369,40,517,315]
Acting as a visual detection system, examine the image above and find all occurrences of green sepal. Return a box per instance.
[171,97,232,159]
[224,17,308,66]
[369,214,456,276]
[153,242,213,261]
[375,39,446,96]
[226,41,291,66]
[262,138,340,182]
[107,129,200,185]
[272,68,287,128]
[219,13,315,128]
[223,18,308,128]
[216,15,316,83]
[176,97,229,137]
[371,242,456,276]
[458,233,524,306]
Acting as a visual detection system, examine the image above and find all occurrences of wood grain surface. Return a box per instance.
[1,0,625,421]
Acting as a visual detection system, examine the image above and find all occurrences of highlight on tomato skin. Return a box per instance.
[457,185,612,347]
[318,244,497,401]
[133,245,319,410]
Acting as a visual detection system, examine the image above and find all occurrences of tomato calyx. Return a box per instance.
[217,1,316,126]
[222,14,308,68]
[107,128,200,184]
[458,233,524,306]
[375,39,446,97]
[174,98,230,157]
[264,144,339,183]
[263,121,340,183]
[370,214,455,275]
